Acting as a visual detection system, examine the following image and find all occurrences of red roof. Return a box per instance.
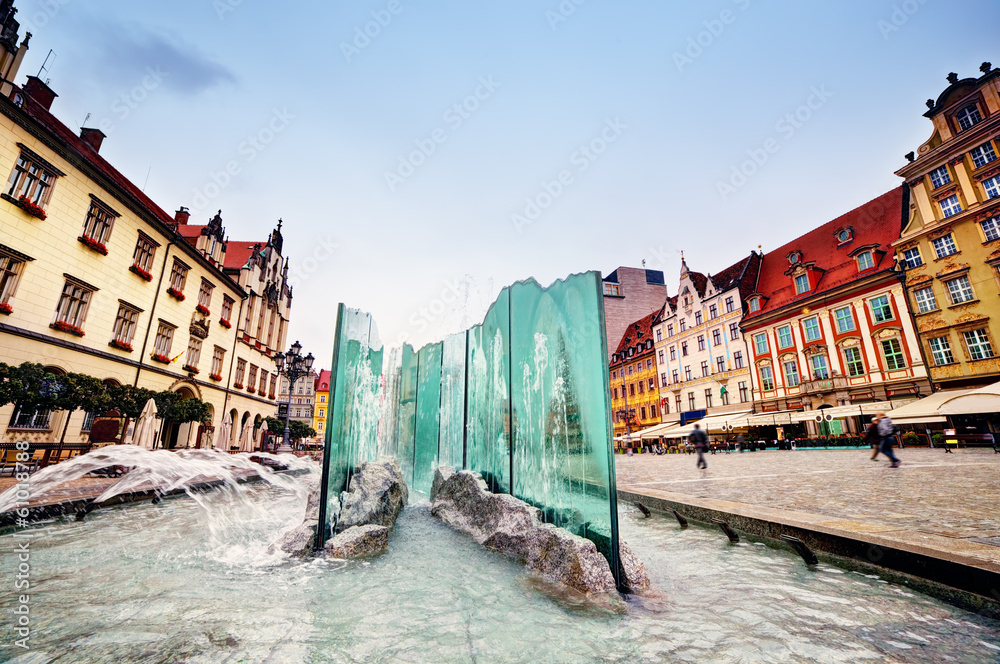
[611,304,665,366]
[315,370,331,392]
[223,241,259,270]
[744,188,904,321]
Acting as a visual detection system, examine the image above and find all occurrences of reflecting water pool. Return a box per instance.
[1,483,998,663]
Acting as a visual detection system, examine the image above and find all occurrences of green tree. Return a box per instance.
[265,416,316,442]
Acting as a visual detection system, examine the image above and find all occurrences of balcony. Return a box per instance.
[800,375,849,395]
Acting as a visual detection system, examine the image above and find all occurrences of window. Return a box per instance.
[637,380,644,394]
[54,279,94,329]
[111,303,140,346]
[928,337,954,366]
[945,276,975,304]
[6,150,58,206]
[646,359,653,370]
[0,251,26,304]
[913,286,938,313]
[81,410,97,433]
[656,328,662,341]
[963,329,994,360]
[169,259,189,292]
[132,234,156,273]
[611,370,617,380]
[697,335,706,351]
[721,388,730,406]
[628,383,635,396]
[613,387,619,399]
[734,351,744,369]
[881,338,906,370]
[319,408,326,418]
[9,405,50,430]
[843,347,865,377]
[667,324,674,337]
[981,217,1000,242]
[783,360,800,388]
[794,274,809,294]
[640,406,647,420]
[810,355,829,380]
[627,365,633,376]
[705,389,713,409]
[81,200,117,246]
[971,142,997,168]
[695,312,703,325]
[680,320,687,332]
[198,280,214,310]
[837,229,852,243]
[320,395,326,403]
[856,251,874,271]
[929,165,951,189]
[738,381,748,402]
[648,378,655,390]
[701,361,709,377]
[709,305,718,319]
[681,342,688,356]
[235,358,247,386]
[902,247,922,269]
[754,333,769,355]
[688,392,696,410]
[672,370,679,383]
[716,356,726,373]
[759,366,774,391]
[658,350,665,364]
[221,296,234,323]
[663,400,669,415]
[869,295,893,323]
[748,298,760,313]
[985,176,1000,200]
[248,364,259,391]
[956,104,982,131]
[684,366,692,381]
[154,321,176,357]
[185,337,203,370]
[211,346,225,376]
[725,297,734,313]
[603,283,620,296]
[940,195,962,218]
[670,346,677,361]
[834,306,855,333]
[729,323,739,340]
[803,317,821,342]
[712,329,722,346]
[777,325,793,349]
[269,375,277,397]
[661,372,667,388]
[932,234,958,258]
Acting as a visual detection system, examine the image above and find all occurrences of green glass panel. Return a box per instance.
[396,343,418,488]
[413,342,443,494]
[438,332,467,469]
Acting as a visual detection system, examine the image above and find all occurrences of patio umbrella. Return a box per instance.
[238,422,253,452]
[215,415,232,451]
[132,398,158,450]
[257,420,269,451]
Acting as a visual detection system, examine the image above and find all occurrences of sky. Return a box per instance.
[14,0,1000,369]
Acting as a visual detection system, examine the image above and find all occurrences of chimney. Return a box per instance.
[23,75,56,111]
[79,127,105,153]
[174,206,190,225]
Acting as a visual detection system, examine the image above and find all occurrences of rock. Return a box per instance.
[270,522,315,558]
[324,524,389,559]
[618,539,651,593]
[304,483,321,520]
[337,456,408,533]
[431,467,617,595]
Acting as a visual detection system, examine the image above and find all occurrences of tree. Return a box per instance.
[106,384,159,419]
[265,416,316,442]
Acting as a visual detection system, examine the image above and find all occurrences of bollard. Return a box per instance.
[671,509,688,528]
[780,534,818,565]
[711,517,739,542]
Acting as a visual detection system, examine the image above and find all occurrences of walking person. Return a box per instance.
[877,412,901,468]
[690,423,709,469]
[866,416,882,460]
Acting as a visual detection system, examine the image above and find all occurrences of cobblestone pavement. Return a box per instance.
[615,447,1000,544]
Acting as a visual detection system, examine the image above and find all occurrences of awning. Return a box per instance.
[939,380,1000,415]
[636,422,683,440]
[746,411,798,426]
[790,401,916,424]
[651,410,754,439]
[879,388,975,424]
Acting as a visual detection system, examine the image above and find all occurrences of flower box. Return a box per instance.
[130,263,153,281]
[167,287,185,301]
[14,195,46,220]
[233,383,244,390]
[247,387,256,394]
[0,302,11,315]
[209,373,223,382]
[196,304,210,316]
[151,353,171,364]
[219,318,232,329]
[78,235,108,256]
[50,321,85,337]
[183,364,200,374]
[109,339,133,352]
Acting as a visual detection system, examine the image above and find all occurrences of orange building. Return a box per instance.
[609,306,665,447]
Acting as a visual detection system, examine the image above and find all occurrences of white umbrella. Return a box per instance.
[132,398,158,450]
[238,422,253,452]
[215,415,232,451]
[257,420,269,450]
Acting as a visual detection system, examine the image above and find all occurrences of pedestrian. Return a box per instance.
[876,412,901,468]
[736,433,745,452]
[690,423,709,469]
[866,416,882,460]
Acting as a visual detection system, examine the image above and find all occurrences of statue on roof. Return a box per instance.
[268,218,284,255]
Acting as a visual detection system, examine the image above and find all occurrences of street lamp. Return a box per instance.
[273,341,314,454]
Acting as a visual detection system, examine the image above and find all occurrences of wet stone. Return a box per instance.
[324,524,389,559]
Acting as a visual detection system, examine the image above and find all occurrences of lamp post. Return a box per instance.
[273,340,314,454]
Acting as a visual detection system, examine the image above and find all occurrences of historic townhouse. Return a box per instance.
[893,63,1000,390]
[0,12,291,449]
[741,188,931,435]
[602,266,667,357]
[609,306,664,445]
[653,253,761,427]
[314,369,331,437]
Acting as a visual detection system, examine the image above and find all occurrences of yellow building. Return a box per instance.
[314,369,331,437]
[894,64,1000,390]
[0,19,291,450]
[609,306,664,447]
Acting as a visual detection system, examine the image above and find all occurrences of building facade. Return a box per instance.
[602,266,668,357]
[313,369,330,438]
[278,369,318,431]
[653,253,760,427]
[741,189,931,434]
[893,64,1000,390]
[609,306,664,444]
[0,15,291,450]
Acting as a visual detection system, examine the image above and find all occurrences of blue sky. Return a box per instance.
[16,0,1000,365]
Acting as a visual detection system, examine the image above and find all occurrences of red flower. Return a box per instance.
[14,195,46,220]
[0,302,11,315]
[167,287,185,301]
[233,382,244,390]
[183,364,200,374]
[219,318,232,329]
[196,304,210,316]
[78,235,108,256]
[51,321,85,337]
[109,339,133,352]
[130,264,153,281]
[209,373,223,382]
[151,353,171,364]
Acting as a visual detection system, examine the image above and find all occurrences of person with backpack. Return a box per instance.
[689,423,709,469]
[876,412,901,468]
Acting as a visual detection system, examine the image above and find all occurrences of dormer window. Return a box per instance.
[835,227,854,245]
[956,104,983,132]
[929,165,951,189]
[794,274,810,295]
[787,252,801,265]
[856,251,874,272]
[748,297,760,313]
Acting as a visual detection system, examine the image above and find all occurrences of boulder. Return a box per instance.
[270,522,315,558]
[337,456,408,533]
[324,524,389,559]
[618,539,651,593]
